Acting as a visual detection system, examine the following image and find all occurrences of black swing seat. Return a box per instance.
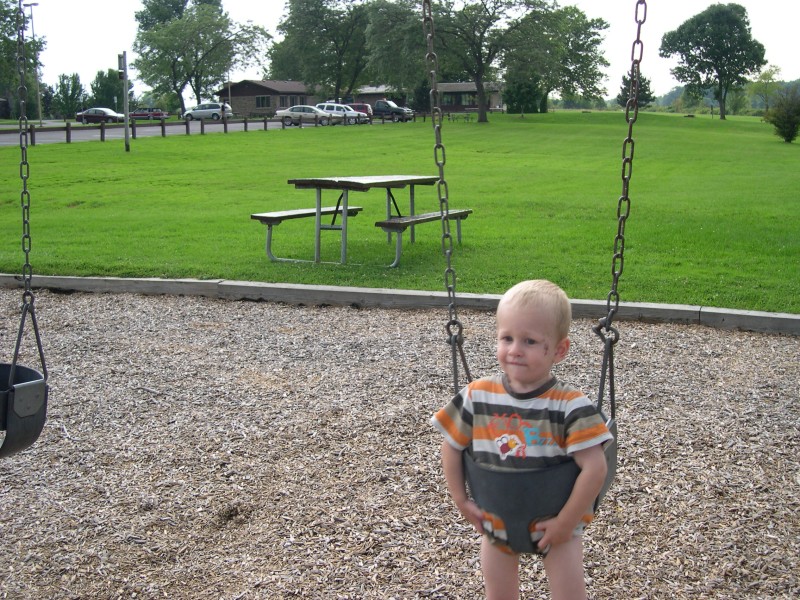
[0,363,48,458]
[464,416,617,554]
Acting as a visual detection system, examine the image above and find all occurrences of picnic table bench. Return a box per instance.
[374,209,472,267]
[251,206,363,262]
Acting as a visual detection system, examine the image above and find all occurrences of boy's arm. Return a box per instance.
[536,444,608,548]
[440,441,485,533]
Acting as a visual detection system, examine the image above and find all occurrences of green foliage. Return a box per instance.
[659,3,766,120]
[133,0,269,113]
[1,113,798,314]
[615,72,656,109]
[88,69,133,113]
[765,84,800,142]
[271,0,369,101]
[50,73,85,119]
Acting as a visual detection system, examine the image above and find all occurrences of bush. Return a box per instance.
[765,84,800,142]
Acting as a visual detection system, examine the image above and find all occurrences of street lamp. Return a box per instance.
[22,2,43,127]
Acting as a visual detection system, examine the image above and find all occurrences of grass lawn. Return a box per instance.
[0,111,798,313]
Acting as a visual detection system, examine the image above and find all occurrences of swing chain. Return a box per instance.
[423,0,472,394]
[11,0,47,383]
[593,0,646,416]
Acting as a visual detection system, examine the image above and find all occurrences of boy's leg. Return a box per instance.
[481,536,520,600]
[542,536,587,600]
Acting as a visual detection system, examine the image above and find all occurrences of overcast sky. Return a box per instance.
[23,0,799,101]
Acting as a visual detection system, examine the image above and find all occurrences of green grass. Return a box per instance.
[1,111,798,313]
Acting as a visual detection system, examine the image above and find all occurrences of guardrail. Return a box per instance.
[0,117,280,145]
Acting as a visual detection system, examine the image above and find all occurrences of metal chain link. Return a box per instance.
[423,0,472,394]
[593,0,646,417]
[10,0,47,382]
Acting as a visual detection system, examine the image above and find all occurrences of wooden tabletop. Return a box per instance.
[287,175,439,191]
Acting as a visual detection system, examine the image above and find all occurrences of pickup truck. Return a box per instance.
[372,100,413,122]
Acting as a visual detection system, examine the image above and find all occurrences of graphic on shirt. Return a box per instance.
[488,412,558,460]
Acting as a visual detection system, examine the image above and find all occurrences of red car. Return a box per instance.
[129,107,169,120]
[75,107,125,124]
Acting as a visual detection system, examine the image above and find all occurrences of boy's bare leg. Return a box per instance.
[542,536,587,600]
[481,537,520,600]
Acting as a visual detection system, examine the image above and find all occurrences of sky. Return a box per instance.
[21,0,800,101]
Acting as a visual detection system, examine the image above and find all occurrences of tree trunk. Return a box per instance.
[475,78,488,123]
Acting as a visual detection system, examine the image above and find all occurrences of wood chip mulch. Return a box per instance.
[1,289,798,599]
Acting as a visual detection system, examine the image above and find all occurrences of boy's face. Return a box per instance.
[496,301,570,394]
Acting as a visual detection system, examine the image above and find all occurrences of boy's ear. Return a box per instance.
[553,337,570,364]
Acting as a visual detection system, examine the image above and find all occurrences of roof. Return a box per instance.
[215,80,314,95]
[438,81,503,93]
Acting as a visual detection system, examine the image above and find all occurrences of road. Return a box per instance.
[0,118,283,147]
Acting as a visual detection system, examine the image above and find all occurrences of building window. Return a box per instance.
[256,95,271,108]
[279,95,288,108]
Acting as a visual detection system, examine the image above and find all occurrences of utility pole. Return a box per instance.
[22,2,42,126]
[119,51,130,152]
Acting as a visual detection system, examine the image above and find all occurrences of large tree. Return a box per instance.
[659,3,766,120]
[133,0,269,113]
[502,3,608,114]
[88,69,134,113]
[269,0,369,102]
[431,0,544,122]
[1,0,43,119]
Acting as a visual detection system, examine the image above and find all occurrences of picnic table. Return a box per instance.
[251,175,472,267]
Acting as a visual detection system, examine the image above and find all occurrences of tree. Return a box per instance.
[133,0,269,113]
[434,0,536,122]
[50,73,85,119]
[749,64,782,112]
[270,0,369,102]
[659,3,766,120]
[88,69,134,113]
[1,0,43,119]
[765,84,800,143]
[615,71,656,109]
[503,4,608,114]
[363,0,426,99]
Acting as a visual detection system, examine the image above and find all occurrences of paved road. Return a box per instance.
[0,118,283,147]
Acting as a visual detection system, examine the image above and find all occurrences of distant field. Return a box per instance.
[0,111,797,313]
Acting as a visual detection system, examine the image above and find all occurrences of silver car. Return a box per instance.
[315,102,367,125]
[182,102,232,120]
[276,105,343,126]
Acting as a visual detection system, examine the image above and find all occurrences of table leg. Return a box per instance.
[341,189,349,264]
[385,189,392,243]
[314,188,322,263]
[409,185,416,243]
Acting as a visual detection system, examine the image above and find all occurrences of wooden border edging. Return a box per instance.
[0,275,797,336]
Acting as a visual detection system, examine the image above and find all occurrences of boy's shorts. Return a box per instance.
[482,511,585,556]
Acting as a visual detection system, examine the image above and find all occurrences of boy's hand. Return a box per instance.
[534,515,574,550]
[456,498,485,534]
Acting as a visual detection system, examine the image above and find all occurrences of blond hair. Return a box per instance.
[498,280,572,340]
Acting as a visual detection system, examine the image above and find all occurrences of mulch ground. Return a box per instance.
[1,289,798,599]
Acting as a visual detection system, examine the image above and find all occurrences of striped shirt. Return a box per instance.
[432,375,613,470]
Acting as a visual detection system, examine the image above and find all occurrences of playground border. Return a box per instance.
[1,274,798,336]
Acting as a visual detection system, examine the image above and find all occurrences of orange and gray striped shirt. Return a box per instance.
[432,375,612,470]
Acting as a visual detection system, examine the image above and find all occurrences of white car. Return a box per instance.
[315,102,367,125]
[182,102,232,120]
[276,105,342,126]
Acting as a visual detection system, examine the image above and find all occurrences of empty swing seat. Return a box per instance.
[464,417,617,555]
[0,363,48,458]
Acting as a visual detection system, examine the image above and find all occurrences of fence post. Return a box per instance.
[66,122,71,143]
[160,118,166,137]
[131,120,137,139]
[100,122,106,142]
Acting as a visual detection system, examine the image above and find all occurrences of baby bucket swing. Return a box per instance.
[1,0,49,459]
[422,0,647,553]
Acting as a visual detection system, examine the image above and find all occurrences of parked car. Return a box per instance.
[182,102,232,120]
[129,107,169,120]
[276,105,342,126]
[315,102,367,125]
[372,99,414,122]
[347,102,373,119]
[75,107,125,124]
